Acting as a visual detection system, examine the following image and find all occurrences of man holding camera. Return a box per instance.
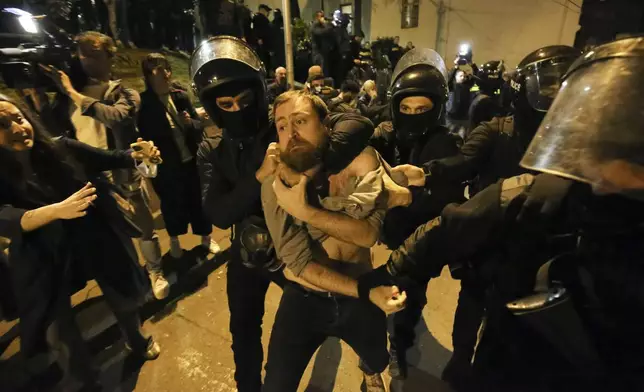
[43,31,168,299]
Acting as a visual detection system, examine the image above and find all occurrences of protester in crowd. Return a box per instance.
[310,10,335,77]
[43,31,165,299]
[253,4,273,72]
[137,54,220,275]
[405,41,414,51]
[268,67,289,104]
[305,73,339,105]
[328,79,360,113]
[0,94,161,391]
[358,80,390,126]
[261,90,407,392]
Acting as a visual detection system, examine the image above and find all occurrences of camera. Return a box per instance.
[0,8,74,90]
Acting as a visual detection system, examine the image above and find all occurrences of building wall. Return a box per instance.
[369,0,581,67]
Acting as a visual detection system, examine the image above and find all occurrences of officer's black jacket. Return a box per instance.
[371,122,465,248]
[197,113,374,230]
[387,174,536,280]
[468,92,502,133]
[424,116,526,196]
[387,174,644,384]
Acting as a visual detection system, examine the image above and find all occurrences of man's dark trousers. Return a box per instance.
[263,284,389,391]
[227,251,285,392]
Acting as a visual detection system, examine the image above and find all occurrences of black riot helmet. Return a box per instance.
[521,37,644,202]
[389,48,449,146]
[190,36,267,139]
[511,45,581,114]
[477,60,505,95]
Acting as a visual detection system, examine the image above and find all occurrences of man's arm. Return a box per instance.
[74,87,141,130]
[262,177,359,293]
[197,137,262,229]
[423,121,497,185]
[386,175,531,280]
[275,148,386,248]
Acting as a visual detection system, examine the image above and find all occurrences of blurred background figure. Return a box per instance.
[253,4,273,73]
[310,10,335,77]
[267,66,289,104]
[271,8,286,68]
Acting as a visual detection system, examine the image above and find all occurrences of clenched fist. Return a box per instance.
[256,142,280,183]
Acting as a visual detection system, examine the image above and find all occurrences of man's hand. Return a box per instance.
[391,164,426,187]
[40,64,76,97]
[369,285,407,315]
[272,173,314,222]
[256,142,280,182]
[258,38,264,46]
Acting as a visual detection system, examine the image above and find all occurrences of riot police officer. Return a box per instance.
[468,60,505,134]
[192,36,284,392]
[369,48,465,379]
[192,36,381,392]
[391,44,582,389]
[367,36,644,391]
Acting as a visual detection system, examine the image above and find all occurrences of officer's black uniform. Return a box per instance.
[369,48,465,379]
[192,37,284,392]
[467,60,505,134]
[372,37,644,392]
[420,45,582,388]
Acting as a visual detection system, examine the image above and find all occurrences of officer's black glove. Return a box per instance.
[517,173,572,223]
[357,265,395,303]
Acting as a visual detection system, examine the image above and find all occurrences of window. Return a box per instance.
[401,0,419,29]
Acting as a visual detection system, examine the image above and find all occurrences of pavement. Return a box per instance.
[0,220,461,392]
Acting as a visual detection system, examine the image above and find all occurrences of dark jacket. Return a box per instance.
[137,88,204,169]
[311,21,335,56]
[0,138,148,356]
[371,122,465,249]
[267,82,289,104]
[468,92,502,133]
[387,173,644,387]
[424,116,526,196]
[197,126,274,231]
[252,13,273,49]
[48,81,141,188]
[199,0,253,40]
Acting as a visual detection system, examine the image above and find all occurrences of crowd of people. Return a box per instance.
[1,4,644,392]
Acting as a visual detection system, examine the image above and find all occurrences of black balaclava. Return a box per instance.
[394,94,442,147]
[209,81,260,140]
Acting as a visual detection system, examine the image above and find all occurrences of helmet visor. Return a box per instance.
[520,56,644,201]
[523,59,572,111]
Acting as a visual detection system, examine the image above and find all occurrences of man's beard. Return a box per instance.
[280,138,325,173]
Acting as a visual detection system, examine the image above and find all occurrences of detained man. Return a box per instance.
[261,90,408,392]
